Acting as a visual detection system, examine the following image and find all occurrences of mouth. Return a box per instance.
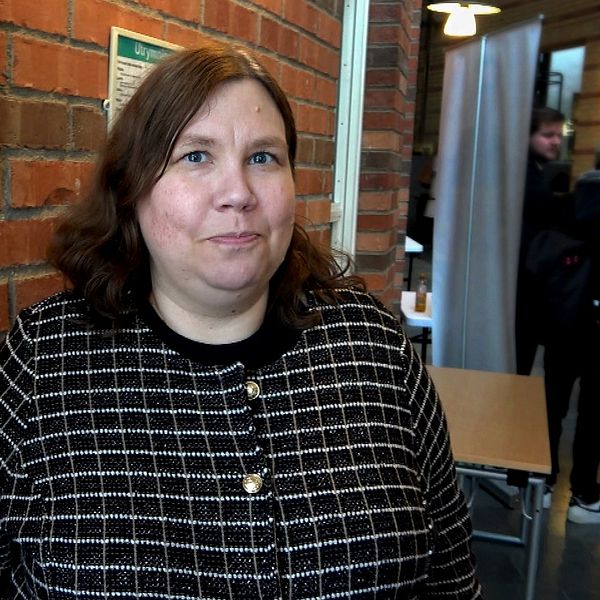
[208,231,260,246]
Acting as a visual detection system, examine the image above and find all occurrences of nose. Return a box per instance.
[215,164,256,211]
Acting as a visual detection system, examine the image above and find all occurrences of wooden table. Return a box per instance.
[428,366,551,600]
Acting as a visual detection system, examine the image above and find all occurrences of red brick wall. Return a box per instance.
[0,0,419,334]
[359,0,422,314]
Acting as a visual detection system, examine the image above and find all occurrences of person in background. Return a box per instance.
[0,43,482,598]
[515,106,566,376]
[516,107,600,523]
[551,145,600,523]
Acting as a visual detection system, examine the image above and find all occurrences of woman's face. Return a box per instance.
[137,78,296,315]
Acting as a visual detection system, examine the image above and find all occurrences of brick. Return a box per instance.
[280,63,318,101]
[294,199,307,221]
[73,0,164,47]
[0,280,8,333]
[13,36,107,99]
[317,12,342,48]
[358,191,395,212]
[136,0,200,22]
[260,17,299,60]
[15,272,66,313]
[355,249,395,271]
[367,45,401,69]
[322,170,332,193]
[362,131,401,151]
[357,213,395,231]
[304,198,331,225]
[366,68,399,87]
[360,171,402,191]
[314,139,334,165]
[358,272,387,292]
[73,105,107,151]
[310,227,331,248]
[356,231,396,253]
[0,218,57,268]
[203,0,230,32]
[314,76,337,107]
[1,0,68,36]
[365,88,403,111]
[368,24,401,45]
[305,227,324,247]
[164,22,207,48]
[229,4,259,44]
[296,136,314,163]
[253,0,283,14]
[369,4,402,24]
[296,167,324,195]
[10,159,95,208]
[253,51,280,81]
[284,1,319,33]
[361,150,403,171]
[362,110,402,132]
[311,0,339,18]
[295,104,332,136]
[298,35,338,77]
[0,97,68,148]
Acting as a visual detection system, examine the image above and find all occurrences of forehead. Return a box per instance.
[536,121,563,135]
[182,78,284,133]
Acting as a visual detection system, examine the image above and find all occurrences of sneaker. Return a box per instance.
[567,496,600,524]
[543,485,553,509]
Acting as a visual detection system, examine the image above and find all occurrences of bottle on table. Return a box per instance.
[414,273,428,312]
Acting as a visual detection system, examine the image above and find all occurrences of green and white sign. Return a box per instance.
[105,27,181,127]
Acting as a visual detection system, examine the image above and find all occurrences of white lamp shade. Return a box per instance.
[428,2,501,14]
[443,7,477,36]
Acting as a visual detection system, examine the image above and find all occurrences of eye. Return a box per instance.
[249,151,276,165]
[183,150,207,163]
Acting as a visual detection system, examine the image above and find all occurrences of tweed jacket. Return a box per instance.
[0,289,481,599]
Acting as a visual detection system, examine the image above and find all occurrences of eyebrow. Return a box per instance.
[175,135,287,150]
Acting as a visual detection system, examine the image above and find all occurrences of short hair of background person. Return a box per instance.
[529,105,565,135]
[48,43,363,327]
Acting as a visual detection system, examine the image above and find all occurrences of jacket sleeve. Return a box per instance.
[403,342,482,599]
[0,315,35,591]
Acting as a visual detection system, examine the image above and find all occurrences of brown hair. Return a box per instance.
[49,42,363,327]
[530,106,565,135]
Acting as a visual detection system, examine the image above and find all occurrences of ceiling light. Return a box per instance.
[427,2,501,37]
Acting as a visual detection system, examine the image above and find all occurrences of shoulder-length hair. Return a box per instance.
[49,42,363,328]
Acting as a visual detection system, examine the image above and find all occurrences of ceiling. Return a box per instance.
[426,1,600,51]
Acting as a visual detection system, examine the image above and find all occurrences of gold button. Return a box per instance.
[242,473,263,494]
[245,380,260,400]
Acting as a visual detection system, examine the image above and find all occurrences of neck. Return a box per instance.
[149,289,269,344]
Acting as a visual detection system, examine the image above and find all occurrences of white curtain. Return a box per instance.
[432,19,542,372]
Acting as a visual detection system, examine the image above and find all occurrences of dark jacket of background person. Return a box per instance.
[515,151,569,373]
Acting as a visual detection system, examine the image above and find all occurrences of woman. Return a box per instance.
[0,43,481,598]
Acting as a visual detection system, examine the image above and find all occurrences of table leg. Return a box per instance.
[456,467,545,600]
[524,478,545,600]
[420,327,428,362]
[407,255,415,290]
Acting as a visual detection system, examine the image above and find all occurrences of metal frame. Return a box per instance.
[458,465,545,600]
[331,0,370,258]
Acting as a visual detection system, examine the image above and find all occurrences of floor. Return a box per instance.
[403,243,600,600]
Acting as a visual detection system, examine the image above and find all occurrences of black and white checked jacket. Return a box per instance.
[0,290,481,599]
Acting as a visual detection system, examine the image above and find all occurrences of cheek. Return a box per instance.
[271,182,296,229]
[138,186,194,248]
